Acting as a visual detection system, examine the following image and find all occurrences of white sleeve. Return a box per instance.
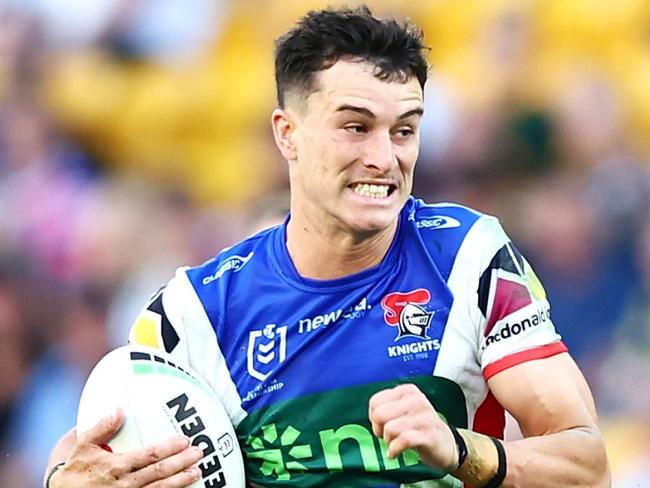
[472,217,566,379]
[128,267,247,426]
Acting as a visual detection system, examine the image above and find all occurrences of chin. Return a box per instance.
[344,210,398,236]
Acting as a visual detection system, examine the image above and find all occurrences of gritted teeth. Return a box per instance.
[350,182,392,199]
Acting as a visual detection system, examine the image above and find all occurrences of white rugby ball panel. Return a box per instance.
[77,345,245,488]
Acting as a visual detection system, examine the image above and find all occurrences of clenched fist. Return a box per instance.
[368,383,458,472]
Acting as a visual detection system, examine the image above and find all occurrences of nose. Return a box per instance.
[362,130,397,172]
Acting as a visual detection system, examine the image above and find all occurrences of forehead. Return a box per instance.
[306,60,423,115]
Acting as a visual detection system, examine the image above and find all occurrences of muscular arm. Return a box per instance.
[369,353,610,487]
[487,352,610,487]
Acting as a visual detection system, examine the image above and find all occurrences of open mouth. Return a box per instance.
[349,182,397,200]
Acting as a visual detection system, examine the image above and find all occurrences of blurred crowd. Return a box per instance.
[0,0,648,486]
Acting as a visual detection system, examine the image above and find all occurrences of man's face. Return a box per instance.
[280,60,424,237]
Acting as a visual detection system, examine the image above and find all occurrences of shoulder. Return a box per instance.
[406,198,506,243]
[408,198,485,229]
[129,225,281,352]
[405,198,507,276]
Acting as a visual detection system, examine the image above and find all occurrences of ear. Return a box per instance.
[271,108,298,161]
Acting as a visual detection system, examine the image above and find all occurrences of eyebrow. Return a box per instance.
[335,104,424,120]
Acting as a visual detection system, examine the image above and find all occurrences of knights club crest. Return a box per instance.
[381,289,434,340]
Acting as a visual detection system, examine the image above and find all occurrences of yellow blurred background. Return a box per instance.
[0,1,648,486]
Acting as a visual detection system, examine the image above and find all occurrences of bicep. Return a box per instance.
[487,352,598,438]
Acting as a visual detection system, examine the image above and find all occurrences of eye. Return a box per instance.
[394,127,415,138]
[344,124,367,134]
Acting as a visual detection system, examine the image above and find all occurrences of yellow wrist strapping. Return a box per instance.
[450,429,500,487]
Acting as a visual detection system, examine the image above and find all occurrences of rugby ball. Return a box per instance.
[77,345,245,487]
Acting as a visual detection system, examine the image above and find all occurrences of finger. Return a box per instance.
[78,409,125,446]
[133,446,204,486]
[370,399,411,426]
[369,387,404,435]
[387,430,420,459]
[369,401,410,438]
[370,417,383,439]
[382,415,413,447]
[369,383,424,416]
[125,436,194,471]
[144,466,203,488]
[369,386,404,412]
[385,406,445,444]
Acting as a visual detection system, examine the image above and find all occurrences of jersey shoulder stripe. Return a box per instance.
[407,198,485,282]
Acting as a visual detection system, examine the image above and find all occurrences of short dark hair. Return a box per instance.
[274,5,429,108]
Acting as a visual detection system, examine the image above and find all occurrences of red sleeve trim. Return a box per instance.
[483,341,568,380]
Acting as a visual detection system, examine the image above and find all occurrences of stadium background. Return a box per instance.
[0,0,648,486]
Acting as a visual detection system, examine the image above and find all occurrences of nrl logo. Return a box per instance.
[247,324,288,381]
[381,289,434,340]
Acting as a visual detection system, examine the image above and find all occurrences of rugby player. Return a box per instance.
[45,6,610,487]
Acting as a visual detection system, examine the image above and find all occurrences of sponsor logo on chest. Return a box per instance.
[245,290,446,387]
[245,299,370,383]
[239,376,466,486]
[298,297,371,333]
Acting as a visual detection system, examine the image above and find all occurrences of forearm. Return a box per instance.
[452,427,610,488]
[502,426,610,487]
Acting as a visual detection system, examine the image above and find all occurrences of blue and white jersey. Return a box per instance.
[129,197,565,487]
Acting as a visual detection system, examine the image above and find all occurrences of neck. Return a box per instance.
[286,209,398,280]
